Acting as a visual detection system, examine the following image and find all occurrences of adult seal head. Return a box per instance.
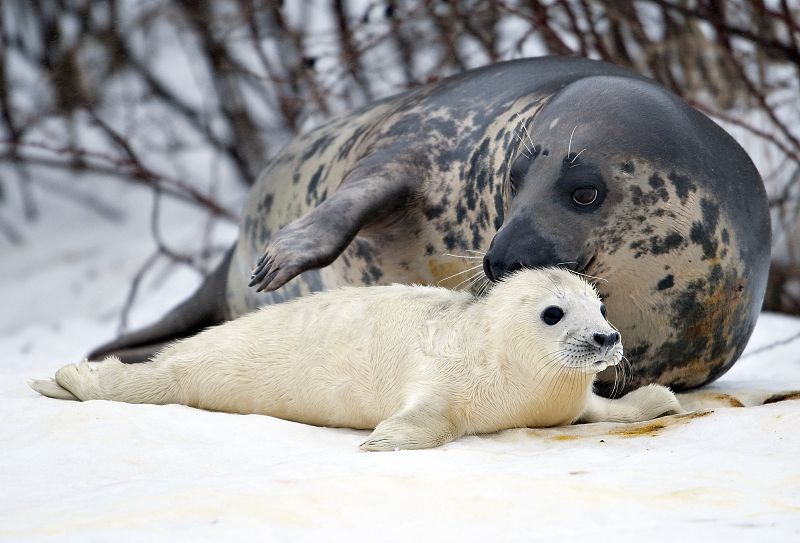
[482,75,770,393]
[88,56,770,396]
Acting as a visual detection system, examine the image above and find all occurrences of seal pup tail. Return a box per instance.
[87,247,234,364]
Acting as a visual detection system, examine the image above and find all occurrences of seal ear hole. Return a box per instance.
[541,306,564,326]
[572,187,598,206]
[510,152,533,195]
[600,304,608,319]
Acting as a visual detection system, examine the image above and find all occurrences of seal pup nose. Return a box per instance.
[593,332,620,346]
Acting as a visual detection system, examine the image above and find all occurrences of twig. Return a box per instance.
[687,99,800,165]
[740,330,800,359]
[149,184,205,272]
[635,0,800,65]
[117,250,160,335]
[0,139,238,221]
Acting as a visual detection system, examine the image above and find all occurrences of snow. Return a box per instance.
[2,177,800,541]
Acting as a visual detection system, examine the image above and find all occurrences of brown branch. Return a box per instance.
[687,98,800,165]
[0,139,238,221]
[426,1,469,72]
[635,0,800,65]
[148,184,204,271]
[577,0,613,60]
[175,0,267,184]
[117,250,160,335]
[458,1,502,62]
[779,0,800,62]
[724,47,800,153]
[386,0,418,86]
[739,329,800,359]
[557,0,589,57]
[334,0,373,102]
[513,0,575,55]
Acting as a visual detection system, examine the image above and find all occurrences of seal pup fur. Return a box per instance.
[32,268,681,451]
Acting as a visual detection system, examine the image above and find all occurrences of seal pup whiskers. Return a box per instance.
[32,268,682,451]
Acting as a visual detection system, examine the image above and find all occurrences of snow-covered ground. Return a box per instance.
[2,179,800,542]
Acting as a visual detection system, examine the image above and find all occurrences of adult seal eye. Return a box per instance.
[541,306,564,325]
[572,187,598,206]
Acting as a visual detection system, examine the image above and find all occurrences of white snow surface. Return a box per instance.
[2,181,800,542]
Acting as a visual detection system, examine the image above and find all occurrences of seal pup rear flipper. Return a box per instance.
[87,247,234,363]
[29,378,78,401]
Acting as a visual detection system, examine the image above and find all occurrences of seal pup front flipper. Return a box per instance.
[360,396,463,452]
[579,384,684,424]
[86,247,234,363]
[249,153,415,293]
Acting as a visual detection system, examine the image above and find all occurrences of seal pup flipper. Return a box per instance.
[579,384,684,424]
[360,399,463,452]
[249,160,413,293]
[87,248,234,363]
[29,378,79,401]
[34,357,181,404]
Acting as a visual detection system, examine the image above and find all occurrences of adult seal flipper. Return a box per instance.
[88,248,234,363]
[248,150,417,293]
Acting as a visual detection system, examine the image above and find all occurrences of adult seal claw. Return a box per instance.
[33,269,683,451]
[89,56,770,395]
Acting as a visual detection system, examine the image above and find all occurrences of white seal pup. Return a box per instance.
[31,268,682,451]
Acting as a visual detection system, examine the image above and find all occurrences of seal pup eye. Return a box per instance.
[572,187,598,206]
[600,304,608,319]
[541,306,564,326]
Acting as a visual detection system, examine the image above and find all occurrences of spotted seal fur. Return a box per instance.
[90,56,770,395]
[33,268,682,451]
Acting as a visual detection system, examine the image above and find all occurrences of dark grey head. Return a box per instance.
[484,75,706,281]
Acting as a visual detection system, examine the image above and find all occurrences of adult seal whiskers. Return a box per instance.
[33,268,682,451]
[89,56,770,395]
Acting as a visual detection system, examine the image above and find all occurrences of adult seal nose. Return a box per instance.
[483,254,523,282]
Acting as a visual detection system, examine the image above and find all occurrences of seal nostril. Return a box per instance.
[594,332,619,347]
[483,257,495,282]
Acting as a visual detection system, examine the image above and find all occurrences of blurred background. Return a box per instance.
[1,0,799,335]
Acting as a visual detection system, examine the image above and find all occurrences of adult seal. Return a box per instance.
[33,268,683,451]
[90,56,770,395]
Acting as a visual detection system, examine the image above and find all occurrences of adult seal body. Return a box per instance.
[33,268,682,451]
[90,56,770,395]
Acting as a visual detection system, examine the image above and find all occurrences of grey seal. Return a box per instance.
[90,56,770,395]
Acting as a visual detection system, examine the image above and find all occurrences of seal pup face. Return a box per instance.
[487,268,623,376]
